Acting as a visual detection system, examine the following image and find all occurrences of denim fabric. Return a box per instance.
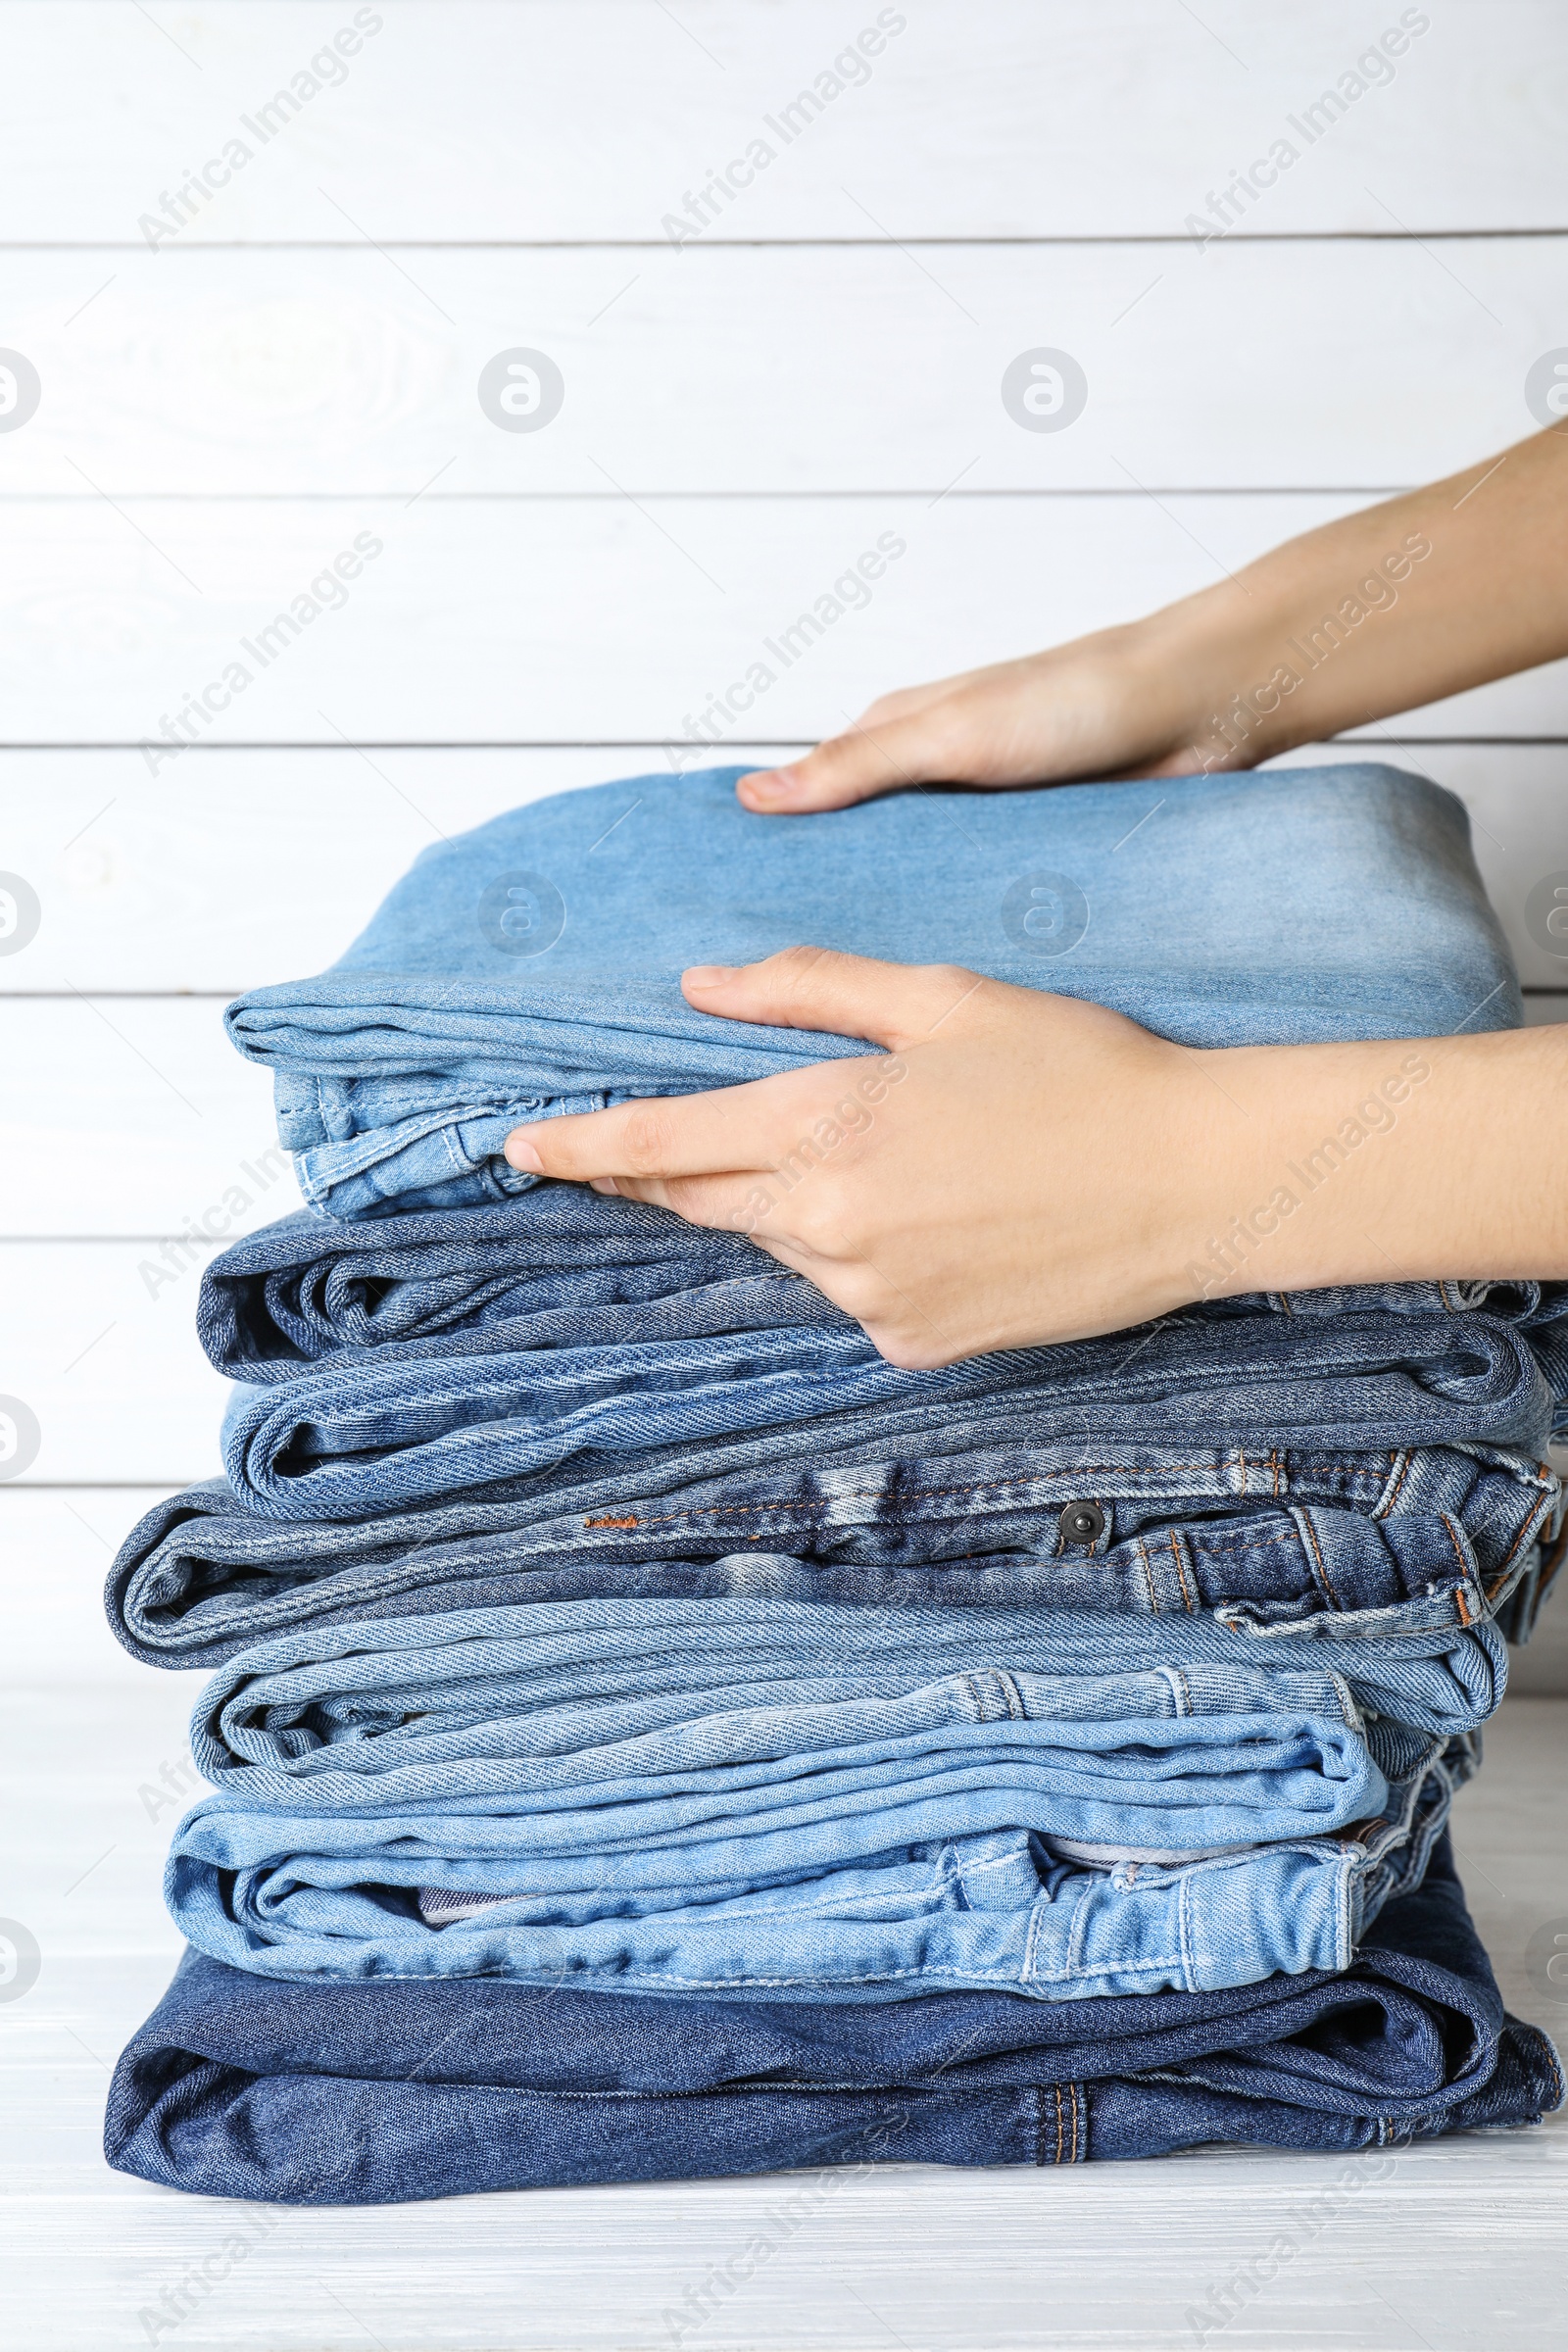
[197,1190,831,1379]
[221,763,1521,1218]
[188,1601,1408,1854]
[104,1838,1565,2201]
[103,2019,1561,2200]
[188,1596,1502,1799]
[217,1306,1557,1520]
[165,1724,1469,1999]
[107,1441,1560,1667]
[194,1189,1568,1386]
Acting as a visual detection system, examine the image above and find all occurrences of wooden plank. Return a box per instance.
[2,1,1564,241]
[4,238,1563,495]
[2,744,1567,1001]
[0,1240,229,1486]
[0,1490,185,1688]
[0,748,648,995]
[0,997,289,1228]
[2,493,1567,743]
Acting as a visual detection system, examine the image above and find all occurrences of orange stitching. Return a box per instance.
[1380,1451,1412,1520]
[1184,1528,1305,1555]
[584,1463,1245,1535]
[1483,1492,1559,1596]
[1169,1527,1197,1612]
[1297,1509,1344,1610]
[1438,1512,1471,1589]
[578,1452,1439,1539]
[1135,1535,1157,1612]
[1517,1510,1568,1602]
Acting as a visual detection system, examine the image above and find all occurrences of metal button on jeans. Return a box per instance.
[1059,1500,1106,1546]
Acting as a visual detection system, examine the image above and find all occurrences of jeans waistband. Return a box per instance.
[107,1443,1559,1666]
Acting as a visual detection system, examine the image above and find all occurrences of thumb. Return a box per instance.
[681,946,986,1050]
[737,705,960,815]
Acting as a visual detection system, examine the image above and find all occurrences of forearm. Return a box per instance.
[1174,1021,1568,1301]
[1140,427,1568,773]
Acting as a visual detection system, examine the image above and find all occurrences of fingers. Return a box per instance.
[736,694,969,814]
[583,1168,783,1233]
[505,1082,787,1184]
[681,946,987,1053]
[506,951,989,1184]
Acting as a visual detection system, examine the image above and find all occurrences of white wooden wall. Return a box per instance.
[3,1,1568,1691]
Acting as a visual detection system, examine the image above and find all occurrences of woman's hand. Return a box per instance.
[507,949,1205,1364]
[503,949,1566,1366]
[735,623,1216,816]
[737,429,1568,817]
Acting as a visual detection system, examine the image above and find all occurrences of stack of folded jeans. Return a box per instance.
[105,763,1566,2201]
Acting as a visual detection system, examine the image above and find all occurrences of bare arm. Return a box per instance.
[737,428,1568,811]
[506,955,1568,1367]
[506,436,1568,1364]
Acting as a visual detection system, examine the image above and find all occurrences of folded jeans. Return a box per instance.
[107,1439,1561,1666]
[216,1307,1559,1519]
[221,763,1524,1218]
[188,1605,1402,1858]
[165,1712,1472,2000]
[110,1835,1564,2201]
[194,1189,1568,1389]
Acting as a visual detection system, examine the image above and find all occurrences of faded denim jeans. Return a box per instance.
[165,1593,1480,2003]
[168,1740,1468,2001]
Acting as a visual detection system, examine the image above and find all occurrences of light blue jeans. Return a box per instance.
[222,762,1521,1218]
[187,1596,1503,1803]
[165,1738,1470,2001]
[165,1600,1492,1995]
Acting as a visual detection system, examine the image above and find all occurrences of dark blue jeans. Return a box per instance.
[105,1837,1561,2202]
[108,1437,1561,1667]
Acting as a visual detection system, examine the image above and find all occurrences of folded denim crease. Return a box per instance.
[217,1310,1560,1520]
[195,1189,1568,1386]
[165,1708,1472,2000]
